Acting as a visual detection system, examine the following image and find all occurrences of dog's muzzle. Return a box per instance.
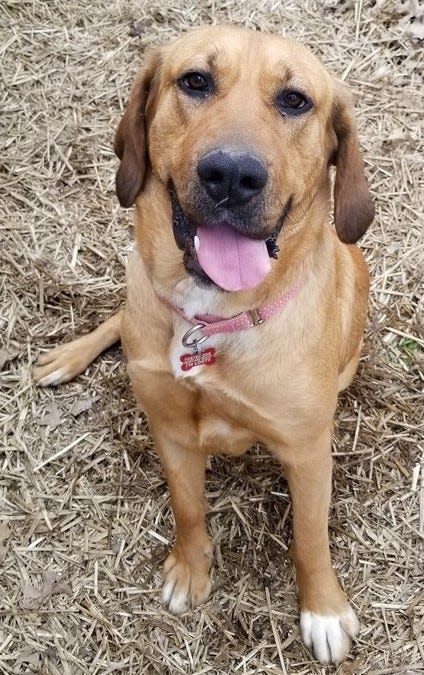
[169,185,291,292]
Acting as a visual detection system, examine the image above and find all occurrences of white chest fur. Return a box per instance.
[168,278,223,379]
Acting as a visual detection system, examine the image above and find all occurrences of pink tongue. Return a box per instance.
[196,223,271,292]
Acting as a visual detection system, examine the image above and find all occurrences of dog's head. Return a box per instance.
[115,26,374,292]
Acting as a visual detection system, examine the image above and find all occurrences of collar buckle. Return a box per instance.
[247,308,264,327]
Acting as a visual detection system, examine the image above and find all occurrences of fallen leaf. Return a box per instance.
[129,21,145,37]
[382,129,414,150]
[0,522,11,562]
[39,403,63,429]
[0,348,19,371]
[21,580,42,610]
[339,657,363,674]
[14,647,43,668]
[21,571,72,610]
[0,523,11,544]
[68,396,95,417]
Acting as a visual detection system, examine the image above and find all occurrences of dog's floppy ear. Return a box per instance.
[114,50,160,208]
[331,84,374,243]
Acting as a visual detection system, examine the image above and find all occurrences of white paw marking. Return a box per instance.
[300,607,359,664]
[37,367,69,386]
[161,580,189,615]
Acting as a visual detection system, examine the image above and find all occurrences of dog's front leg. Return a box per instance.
[153,433,212,615]
[274,426,359,665]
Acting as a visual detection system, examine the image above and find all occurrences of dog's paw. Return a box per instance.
[300,606,359,665]
[33,341,91,386]
[161,549,211,615]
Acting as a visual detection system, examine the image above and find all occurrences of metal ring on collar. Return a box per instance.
[182,323,208,349]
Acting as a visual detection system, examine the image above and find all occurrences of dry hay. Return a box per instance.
[1,0,423,673]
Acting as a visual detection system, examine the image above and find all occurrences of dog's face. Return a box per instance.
[115,26,373,291]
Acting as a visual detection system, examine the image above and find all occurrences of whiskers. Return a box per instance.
[211,197,229,213]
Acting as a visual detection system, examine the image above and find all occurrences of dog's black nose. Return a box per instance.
[197,149,267,206]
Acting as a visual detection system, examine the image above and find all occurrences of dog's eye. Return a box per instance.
[276,90,312,116]
[178,71,213,98]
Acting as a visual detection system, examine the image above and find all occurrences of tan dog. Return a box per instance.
[34,26,374,665]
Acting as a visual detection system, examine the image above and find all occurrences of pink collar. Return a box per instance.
[160,281,301,351]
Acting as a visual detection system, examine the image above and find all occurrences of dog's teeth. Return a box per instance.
[194,235,200,253]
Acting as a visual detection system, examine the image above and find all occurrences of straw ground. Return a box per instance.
[1,1,423,673]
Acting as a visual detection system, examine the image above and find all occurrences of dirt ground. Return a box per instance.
[1,0,423,673]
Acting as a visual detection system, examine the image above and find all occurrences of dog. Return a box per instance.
[34,25,374,664]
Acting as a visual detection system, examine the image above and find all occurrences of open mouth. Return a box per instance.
[170,188,291,292]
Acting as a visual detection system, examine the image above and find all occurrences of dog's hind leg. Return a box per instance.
[337,339,363,393]
[33,310,123,386]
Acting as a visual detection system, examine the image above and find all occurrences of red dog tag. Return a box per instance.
[180,347,216,371]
